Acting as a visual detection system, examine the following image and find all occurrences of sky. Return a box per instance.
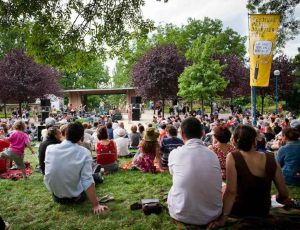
[106,0,300,73]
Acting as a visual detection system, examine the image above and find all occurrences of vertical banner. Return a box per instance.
[249,14,280,87]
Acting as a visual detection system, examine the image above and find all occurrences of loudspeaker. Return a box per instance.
[132,108,140,121]
[131,96,142,104]
[37,125,46,142]
[41,99,51,107]
[41,111,49,122]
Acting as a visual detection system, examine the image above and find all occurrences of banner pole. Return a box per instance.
[251,86,257,126]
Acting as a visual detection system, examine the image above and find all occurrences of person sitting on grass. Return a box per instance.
[114,128,129,157]
[208,125,235,180]
[44,122,107,214]
[0,121,35,179]
[129,125,141,149]
[133,127,163,173]
[38,127,62,174]
[95,126,119,173]
[276,127,300,186]
[160,125,183,169]
[168,117,222,226]
[208,125,291,229]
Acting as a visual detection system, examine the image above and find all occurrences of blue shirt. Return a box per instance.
[276,140,300,186]
[44,140,94,198]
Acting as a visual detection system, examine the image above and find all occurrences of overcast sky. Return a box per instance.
[107,0,300,73]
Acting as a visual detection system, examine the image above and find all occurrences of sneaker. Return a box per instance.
[93,164,102,174]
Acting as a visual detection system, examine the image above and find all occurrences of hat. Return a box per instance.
[144,127,159,142]
[116,128,126,137]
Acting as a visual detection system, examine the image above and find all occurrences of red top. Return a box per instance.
[0,139,10,151]
[96,140,117,165]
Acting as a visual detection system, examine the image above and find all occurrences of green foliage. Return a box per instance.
[60,59,110,89]
[247,0,300,50]
[178,36,228,105]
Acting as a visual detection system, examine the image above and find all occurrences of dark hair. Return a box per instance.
[131,125,137,133]
[141,139,158,156]
[47,127,61,141]
[181,117,203,139]
[166,125,177,137]
[97,126,108,140]
[233,125,257,151]
[139,125,145,133]
[106,122,112,129]
[160,124,166,130]
[213,126,232,143]
[295,124,300,136]
[66,123,84,143]
[282,127,299,141]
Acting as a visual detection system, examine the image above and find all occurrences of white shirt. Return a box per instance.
[44,140,94,198]
[168,139,222,225]
[114,137,129,156]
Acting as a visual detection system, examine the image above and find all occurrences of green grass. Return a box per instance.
[0,151,175,230]
[1,149,300,230]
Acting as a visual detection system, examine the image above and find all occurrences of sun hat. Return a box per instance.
[144,127,159,142]
[116,128,126,137]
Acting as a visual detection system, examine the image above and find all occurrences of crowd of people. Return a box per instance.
[0,106,300,228]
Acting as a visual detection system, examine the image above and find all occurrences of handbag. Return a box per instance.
[141,199,162,215]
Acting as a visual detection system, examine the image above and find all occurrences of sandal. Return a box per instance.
[98,195,114,204]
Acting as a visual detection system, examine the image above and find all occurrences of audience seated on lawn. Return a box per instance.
[168,117,223,226]
[95,126,119,173]
[44,123,107,214]
[208,125,235,180]
[160,125,183,169]
[276,127,300,186]
[208,125,292,229]
[133,127,163,173]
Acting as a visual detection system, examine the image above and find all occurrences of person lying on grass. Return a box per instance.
[44,122,107,214]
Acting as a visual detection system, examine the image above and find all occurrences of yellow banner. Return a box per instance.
[249,14,280,87]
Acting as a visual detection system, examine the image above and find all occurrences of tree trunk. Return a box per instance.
[210,101,213,114]
[162,99,165,118]
[261,95,265,115]
[190,101,193,111]
[4,103,7,119]
[201,98,204,113]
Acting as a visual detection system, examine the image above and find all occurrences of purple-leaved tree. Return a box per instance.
[131,44,188,117]
[0,49,61,116]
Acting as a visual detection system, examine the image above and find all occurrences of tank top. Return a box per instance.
[231,151,277,217]
[96,140,117,165]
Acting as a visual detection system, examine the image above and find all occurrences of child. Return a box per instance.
[0,121,35,178]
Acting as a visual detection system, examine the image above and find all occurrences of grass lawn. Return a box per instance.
[1,149,300,230]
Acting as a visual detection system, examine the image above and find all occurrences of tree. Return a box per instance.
[0,0,155,70]
[131,44,188,117]
[178,36,228,112]
[0,49,61,115]
[256,54,296,113]
[213,54,250,100]
[247,0,300,49]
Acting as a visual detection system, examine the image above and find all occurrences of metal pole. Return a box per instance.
[251,86,257,126]
[275,74,278,114]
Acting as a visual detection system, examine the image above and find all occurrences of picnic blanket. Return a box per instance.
[0,163,32,180]
[174,207,300,230]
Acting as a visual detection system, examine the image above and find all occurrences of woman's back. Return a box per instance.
[96,140,117,165]
[231,151,277,217]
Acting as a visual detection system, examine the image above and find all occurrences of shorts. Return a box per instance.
[0,149,25,169]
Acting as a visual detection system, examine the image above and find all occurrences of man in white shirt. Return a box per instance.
[168,117,223,225]
[44,123,107,214]
[114,129,129,156]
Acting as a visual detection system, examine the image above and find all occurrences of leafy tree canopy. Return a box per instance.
[0,49,61,112]
[0,0,154,70]
[178,36,228,108]
[131,44,188,101]
[247,0,300,49]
